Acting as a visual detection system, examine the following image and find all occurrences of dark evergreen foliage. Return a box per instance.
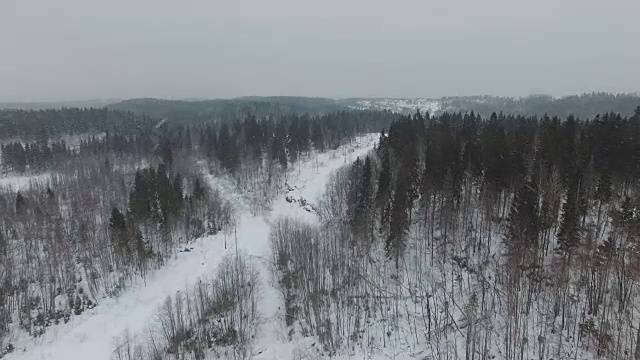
[0,108,154,140]
[504,182,540,268]
[342,106,640,267]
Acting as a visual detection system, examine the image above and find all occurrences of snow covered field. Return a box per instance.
[5,135,378,360]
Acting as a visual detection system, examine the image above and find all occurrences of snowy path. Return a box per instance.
[7,135,377,360]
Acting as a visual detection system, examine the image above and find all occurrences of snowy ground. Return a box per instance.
[0,174,51,192]
[6,134,378,360]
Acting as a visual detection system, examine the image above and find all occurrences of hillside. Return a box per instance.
[0,100,120,111]
[343,93,640,119]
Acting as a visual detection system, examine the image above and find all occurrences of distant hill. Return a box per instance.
[341,93,640,119]
[107,97,344,123]
[8,93,637,122]
[0,99,120,110]
[439,92,640,119]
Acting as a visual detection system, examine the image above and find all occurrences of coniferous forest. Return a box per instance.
[271,106,640,359]
[2,100,640,359]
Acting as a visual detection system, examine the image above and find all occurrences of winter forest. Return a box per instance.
[1,96,640,360]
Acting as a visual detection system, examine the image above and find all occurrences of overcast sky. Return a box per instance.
[1,0,639,101]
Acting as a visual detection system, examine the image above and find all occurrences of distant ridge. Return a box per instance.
[107,97,344,123]
[0,99,121,110]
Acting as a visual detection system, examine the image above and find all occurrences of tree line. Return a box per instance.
[0,108,155,140]
[106,96,344,125]
[1,139,69,173]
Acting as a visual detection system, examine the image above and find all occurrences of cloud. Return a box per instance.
[2,0,639,100]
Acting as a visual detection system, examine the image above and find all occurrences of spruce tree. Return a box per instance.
[311,121,325,152]
[109,207,130,258]
[557,183,582,255]
[376,137,391,209]
[347,157,363,227]
[129,170,151,221]
[504,182,540,269]
[376,138,392,235]
[217,123,239,172]
[15,192,27,216]
[387,173,410,268]
[357,156,373,219]
[0,226,6,258]
[160,139,174,165]
[193,179,206,200]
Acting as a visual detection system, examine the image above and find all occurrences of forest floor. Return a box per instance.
[5,134,378,360]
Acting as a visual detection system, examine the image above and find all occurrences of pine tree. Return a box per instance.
[480,114,509,191]
[311,121,325,152]
[15,192,27,216]
[193,179,206,200]
[447,138,464,206]
[0,226,6,258]
[595,171,612,203]
[504,182,540,269]
[46,186,55,199]
[387,173,410,268]
[557,183,582,255]
[160,139,174,165]
[156,164,176,225]
[217,123,239,172]
[129,170,151,221]
[376,138,392,236]
[376,136,391,209]
[404,140,420,206]
[172,174,184,205]
[110,207,130,258]
[356,156,373,225]
[132,224,152,275]
[347,157,363,226]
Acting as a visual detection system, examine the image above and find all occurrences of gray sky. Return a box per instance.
[1,0,639,101]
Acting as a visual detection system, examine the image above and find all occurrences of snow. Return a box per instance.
[0,173,51,192]
[348,98,441,115]
[154,118,167,129]
[5,134,378,360]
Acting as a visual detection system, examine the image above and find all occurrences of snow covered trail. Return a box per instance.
[247,136,379,359]
[6,134,377,360]
[7,231,235,360]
